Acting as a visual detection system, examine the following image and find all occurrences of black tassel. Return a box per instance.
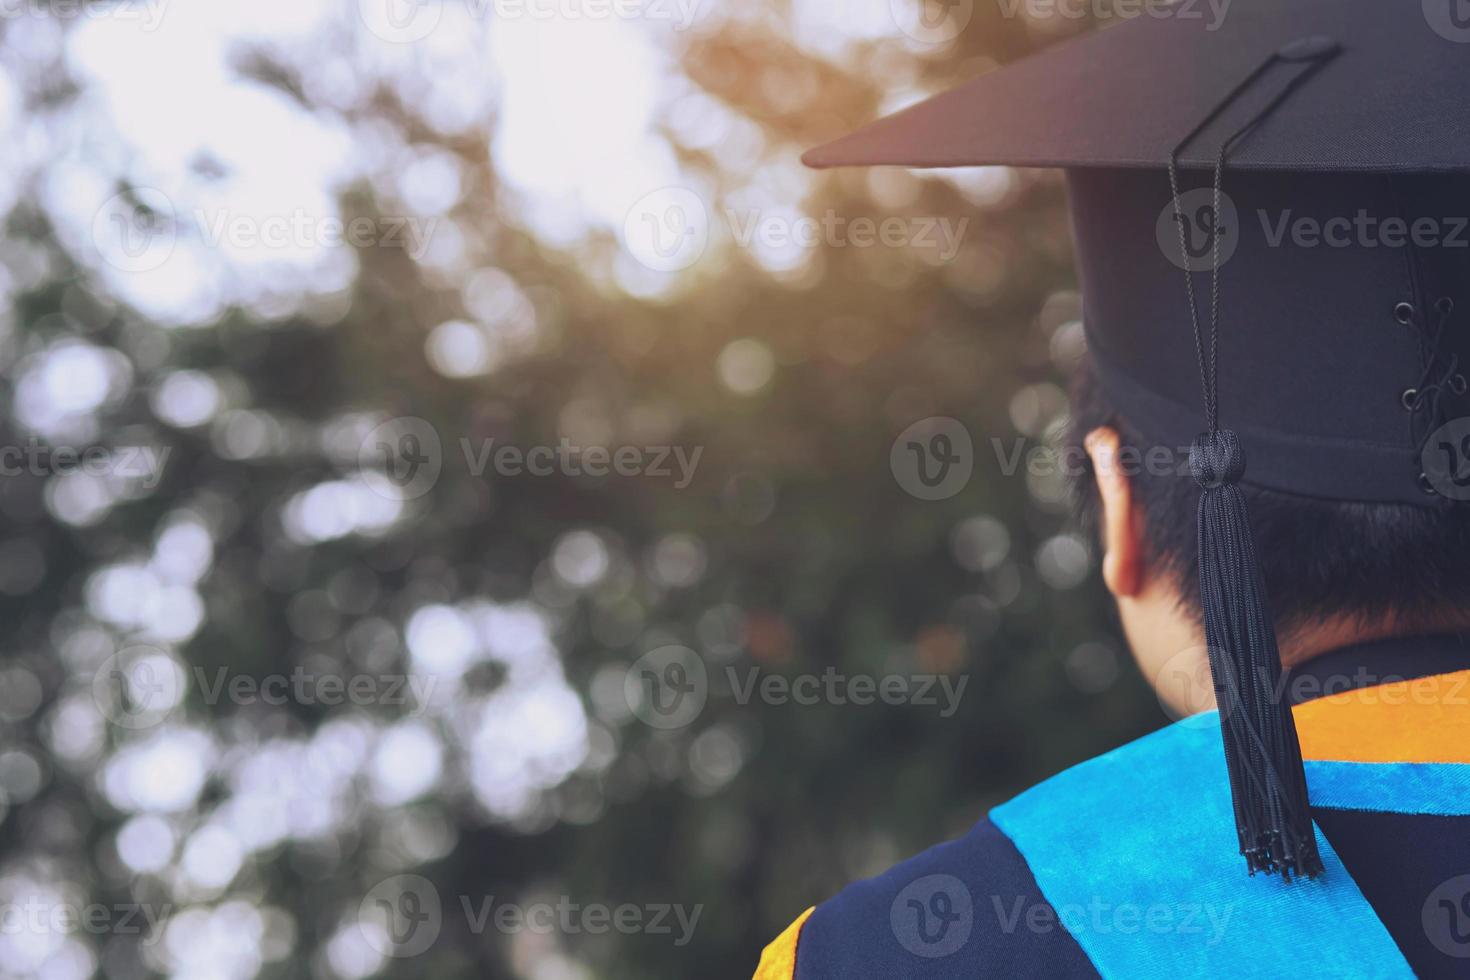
[1190,430,1324,880]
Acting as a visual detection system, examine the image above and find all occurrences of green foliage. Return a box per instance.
[0,7,1162,979]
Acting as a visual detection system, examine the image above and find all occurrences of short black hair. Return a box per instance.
[1066,352,1470,630]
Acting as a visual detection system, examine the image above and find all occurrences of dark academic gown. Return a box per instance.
[755,634,1470,979]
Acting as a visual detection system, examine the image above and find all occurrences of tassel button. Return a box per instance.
[1190,430,1246,489]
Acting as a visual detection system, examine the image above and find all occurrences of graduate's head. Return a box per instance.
[1068,351,1470,715]
[1037,161,1470,714]
[803,20,1470,686]
[803,0,1470,877]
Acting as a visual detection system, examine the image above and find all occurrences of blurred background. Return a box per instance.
[0,1,1167,977]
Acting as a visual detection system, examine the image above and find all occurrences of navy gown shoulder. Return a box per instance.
[756,709,1431,980]
[756,815,1100,980]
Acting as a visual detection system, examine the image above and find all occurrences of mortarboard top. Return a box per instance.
[805,0,1470,508]
[803,0,1470,174]
[803,0,1470,881]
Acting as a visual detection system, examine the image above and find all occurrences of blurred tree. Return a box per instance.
[0,4,1164,980]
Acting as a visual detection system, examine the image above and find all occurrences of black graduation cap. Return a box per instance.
[804,0,1470,879]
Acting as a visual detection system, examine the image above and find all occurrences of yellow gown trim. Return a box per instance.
[1292,667,1470,763]
[753,907,814,980]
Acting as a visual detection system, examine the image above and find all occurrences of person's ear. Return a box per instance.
[1084,426,1145,598]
